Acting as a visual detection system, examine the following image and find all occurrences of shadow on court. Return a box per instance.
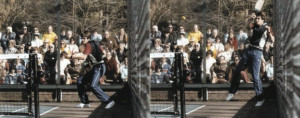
[88,101,132,118]
[233,82,279,118]
[88,83,133,118]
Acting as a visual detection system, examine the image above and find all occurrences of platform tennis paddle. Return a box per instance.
[255,0,264,12]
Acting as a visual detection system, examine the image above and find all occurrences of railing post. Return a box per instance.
[57,89,62,102]
[203,88,208,101]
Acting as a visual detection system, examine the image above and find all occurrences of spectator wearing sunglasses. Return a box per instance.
[189,43,203,83]
[22,26,32,46]
[201,50,216,83]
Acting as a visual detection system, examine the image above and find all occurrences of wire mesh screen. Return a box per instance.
[0,54,34,116]
[150,53,186,115]
[151,87,179,114]
[0,88,30,115]
[150,53,178,114]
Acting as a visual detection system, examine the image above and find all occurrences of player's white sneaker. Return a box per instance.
[255,99,265,107]
[76,103,90,108]
[225,93,234,101]
[105,101,115,109]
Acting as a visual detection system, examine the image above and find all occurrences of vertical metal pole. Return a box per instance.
[202,0,207,84]
[56,0,61,85]
[173,53,179,115]
[199,0,208,101]
[56,0,62,102]
[27,54,33,116]
[72,0,75,34]
[218,0,220,30]
[178,53,186,118]
[33,54,40,118]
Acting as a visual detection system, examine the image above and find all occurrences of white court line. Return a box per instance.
[40,106,59,116]
[12,107,28,112]
[186,105,206,115]
[0,107,28,117]
[150,104,172,106]
[158,106,174,112]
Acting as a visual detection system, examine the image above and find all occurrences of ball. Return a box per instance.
[182,16,186,20]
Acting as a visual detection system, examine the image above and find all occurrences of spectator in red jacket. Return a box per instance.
[104,50,120,84]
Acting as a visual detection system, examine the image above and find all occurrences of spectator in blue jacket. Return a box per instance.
[1,26,16,52]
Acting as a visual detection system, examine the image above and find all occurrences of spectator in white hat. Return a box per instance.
[177,32,189,47]
[31,33,43,48]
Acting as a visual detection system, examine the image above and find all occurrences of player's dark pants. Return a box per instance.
[77,64,110,104]
[229,47,264,99]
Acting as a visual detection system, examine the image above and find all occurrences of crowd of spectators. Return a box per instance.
[0,20,274,85]
[0,25,128,85]
[150,23,274,84]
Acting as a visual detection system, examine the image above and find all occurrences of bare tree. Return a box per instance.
[150,0,174,27]
[0,0,127,35]
[57,0,127,35]
[0,0,31,29]
[150,0,273,35]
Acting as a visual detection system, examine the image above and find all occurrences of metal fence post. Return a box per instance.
[27,54,33,116]
[33,54,40,118]
[177,53,186,118]
[173,53,179,115]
